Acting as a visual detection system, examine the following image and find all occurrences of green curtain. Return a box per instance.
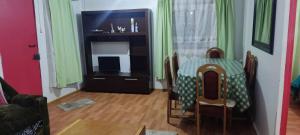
[154,0,173,80]
[292,0,300,80]
[49,0,83,88]
[254,0,273,44]
[216,0,235,59]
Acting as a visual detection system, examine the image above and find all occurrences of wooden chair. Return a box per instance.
[248,56,257,90]
[206,47,224,58]
[247,56,258,118]
[195,64,236,135]
[244,51,252,81]
[172,52,179,81]
[165,57,180,124]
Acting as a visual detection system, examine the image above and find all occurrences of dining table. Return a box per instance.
[176,58,251,112]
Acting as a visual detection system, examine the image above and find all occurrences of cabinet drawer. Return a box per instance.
[121,79,148,91]
[83,77,151,93]
[122,77,148,81]
[85,79,114,92]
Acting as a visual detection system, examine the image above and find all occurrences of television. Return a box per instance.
[98,56,120,73]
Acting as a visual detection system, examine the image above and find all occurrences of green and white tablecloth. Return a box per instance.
[176,58,250,112]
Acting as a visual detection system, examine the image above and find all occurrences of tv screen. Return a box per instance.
[98,56,120,73]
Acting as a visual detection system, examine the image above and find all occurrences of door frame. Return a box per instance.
[280,0,297,134]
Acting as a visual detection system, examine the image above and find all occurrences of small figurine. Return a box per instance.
[117,26,122,32]
[121,27,126,33]
[110,23,115,33]
[117,26,126,33]
[131,18,135,32]
[135,22,139,32]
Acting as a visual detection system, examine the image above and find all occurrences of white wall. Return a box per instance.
[81,0,244,88]
[243,0,290,135]
[34,0,162,102]
[91,42,130,73]
[82,0,158,11]
[33,0,247,102]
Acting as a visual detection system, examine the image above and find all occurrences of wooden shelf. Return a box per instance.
[93,72,148,78]
[82,9,153,94]
[87,32,146,37]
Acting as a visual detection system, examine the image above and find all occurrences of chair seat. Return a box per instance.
[199,99,236,108]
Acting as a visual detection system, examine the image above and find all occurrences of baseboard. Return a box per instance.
[47,89,164,105]
[47,90,80,104]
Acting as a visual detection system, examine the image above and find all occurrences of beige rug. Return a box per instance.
[57,98,95,111]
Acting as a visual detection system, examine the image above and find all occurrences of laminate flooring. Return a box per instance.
[287,100,300,135]
[48,90,256,135]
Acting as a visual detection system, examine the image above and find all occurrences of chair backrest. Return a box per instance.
[248,56,258,90]
[164,57,173,93]
[172,52,179,81]
[244,51,252,80]
[196,64,227,106]
[206,47,224,58]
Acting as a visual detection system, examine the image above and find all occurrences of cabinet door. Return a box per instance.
[0,0,42,95]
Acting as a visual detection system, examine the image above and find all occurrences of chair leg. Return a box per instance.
[167,99,171,123]
[196,104,200,135]
[228,109,232,130]
[223,107,227,135]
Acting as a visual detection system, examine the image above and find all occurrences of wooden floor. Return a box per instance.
[287,100,300,135]
[48,90,256,135]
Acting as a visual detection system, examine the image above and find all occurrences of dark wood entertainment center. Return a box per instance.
[81,9,153,94]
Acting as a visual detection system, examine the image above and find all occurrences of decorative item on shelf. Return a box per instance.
[122,27,126,33]
[135,22,139,32]
[117,26,121,32]
[131,18,135,32]
[110,23,115,33]
[117,26,126,33]
[91,29,104,33]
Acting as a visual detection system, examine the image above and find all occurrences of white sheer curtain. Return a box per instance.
[173,0,217,64]
[40,0,84,88]
[42,0,57,87]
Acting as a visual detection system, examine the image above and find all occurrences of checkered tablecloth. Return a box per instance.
[176,58,251,112]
